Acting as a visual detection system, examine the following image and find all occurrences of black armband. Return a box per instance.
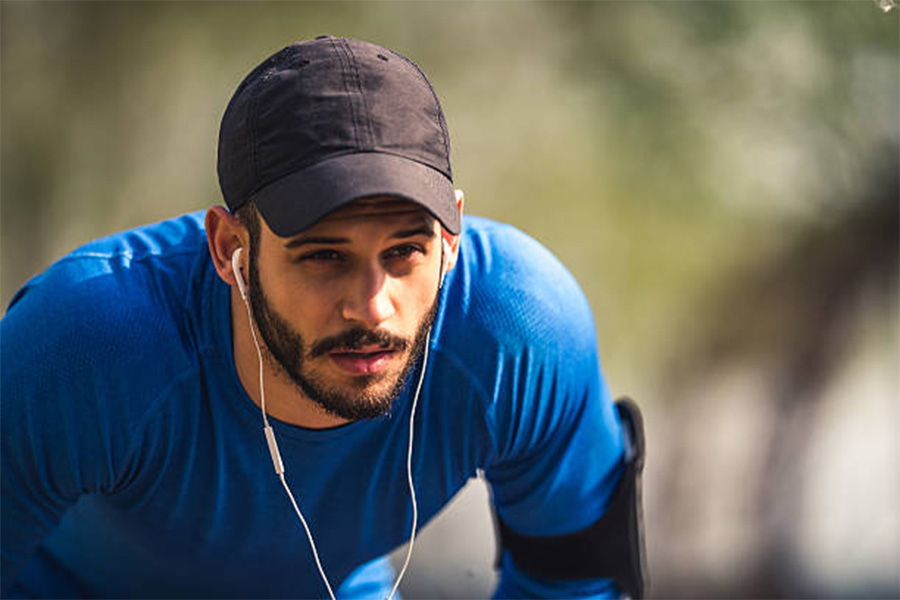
[494,398,647,599]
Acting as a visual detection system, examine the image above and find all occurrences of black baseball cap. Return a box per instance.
[217,36,460,236]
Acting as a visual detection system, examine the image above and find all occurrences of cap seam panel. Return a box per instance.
[246,80,262,209]
[331,38,361,152]
[344,41,375,149]
[387,48,452,181]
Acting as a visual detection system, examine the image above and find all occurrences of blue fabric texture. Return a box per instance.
[1,213,624,598]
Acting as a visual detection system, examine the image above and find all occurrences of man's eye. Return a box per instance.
[300,249,344,262]
[383,244,422,260]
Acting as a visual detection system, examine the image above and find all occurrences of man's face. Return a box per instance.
[246,198,443,421]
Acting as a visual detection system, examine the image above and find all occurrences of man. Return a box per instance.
[1,37,645,599]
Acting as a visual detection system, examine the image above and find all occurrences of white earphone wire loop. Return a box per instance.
[388,239,448,599]
[385,328,430,600]
[234,249,336,600]
[387,238,452,599]
[278,473,337,600]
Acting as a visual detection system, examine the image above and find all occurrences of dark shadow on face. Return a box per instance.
[246,238,438,422]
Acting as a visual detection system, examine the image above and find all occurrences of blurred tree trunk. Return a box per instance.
[659,145,899,598]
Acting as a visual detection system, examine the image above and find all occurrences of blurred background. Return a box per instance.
[2,2,897,598]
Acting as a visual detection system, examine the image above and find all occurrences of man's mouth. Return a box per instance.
[328,345,397,375]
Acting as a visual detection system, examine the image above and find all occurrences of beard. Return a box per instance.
[247,247,437,422]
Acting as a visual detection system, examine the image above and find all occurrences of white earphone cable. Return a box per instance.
[386,328,429,600]
[237,270,338,600]
[277,472,337,600]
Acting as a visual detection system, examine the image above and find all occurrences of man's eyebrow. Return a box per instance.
[284,236,349,249]
[390,226,436,240]
[282,227,433,249]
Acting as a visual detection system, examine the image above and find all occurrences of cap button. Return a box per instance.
[315,35,333,40]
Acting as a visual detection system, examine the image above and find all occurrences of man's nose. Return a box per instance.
[340,265,395,328]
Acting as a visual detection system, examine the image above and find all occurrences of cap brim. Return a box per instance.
[252,152,460,237]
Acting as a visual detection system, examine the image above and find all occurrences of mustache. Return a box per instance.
[309,327,410,358]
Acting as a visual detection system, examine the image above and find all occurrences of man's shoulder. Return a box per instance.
[3,211,213,377]
[1,213,218,507]
[8,211,208,311]
[434,218,611,473]
[450,216,597,350]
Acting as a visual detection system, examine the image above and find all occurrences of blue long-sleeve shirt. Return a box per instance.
[1,213,624,598]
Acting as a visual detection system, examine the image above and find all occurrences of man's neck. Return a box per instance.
[230,289,349,429]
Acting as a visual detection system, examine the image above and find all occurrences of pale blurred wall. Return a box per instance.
[2,2,898,598]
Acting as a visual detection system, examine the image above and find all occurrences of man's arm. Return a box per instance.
[0,259,157,596]
[493,398,646,599]
[484,367,635,599]
[446,218,646,598]
[1,277,91,595]
[471,232,644,598]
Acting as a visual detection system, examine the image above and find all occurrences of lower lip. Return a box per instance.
[330,351,396,375]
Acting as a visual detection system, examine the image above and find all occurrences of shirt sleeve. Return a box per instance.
[2,275,91,593]
[483,331,624,538]
[484,330,626,599]
[472,225,625,598]
[0,260,161,595]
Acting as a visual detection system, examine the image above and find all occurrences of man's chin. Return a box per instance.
[308,383,401,421]
[298,361,410,421]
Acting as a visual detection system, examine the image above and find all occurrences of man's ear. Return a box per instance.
[206,206,248,287]
[441,189,465,272]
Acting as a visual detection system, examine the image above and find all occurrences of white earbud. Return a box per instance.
[231,247,249,301]
[439,238,452,288]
